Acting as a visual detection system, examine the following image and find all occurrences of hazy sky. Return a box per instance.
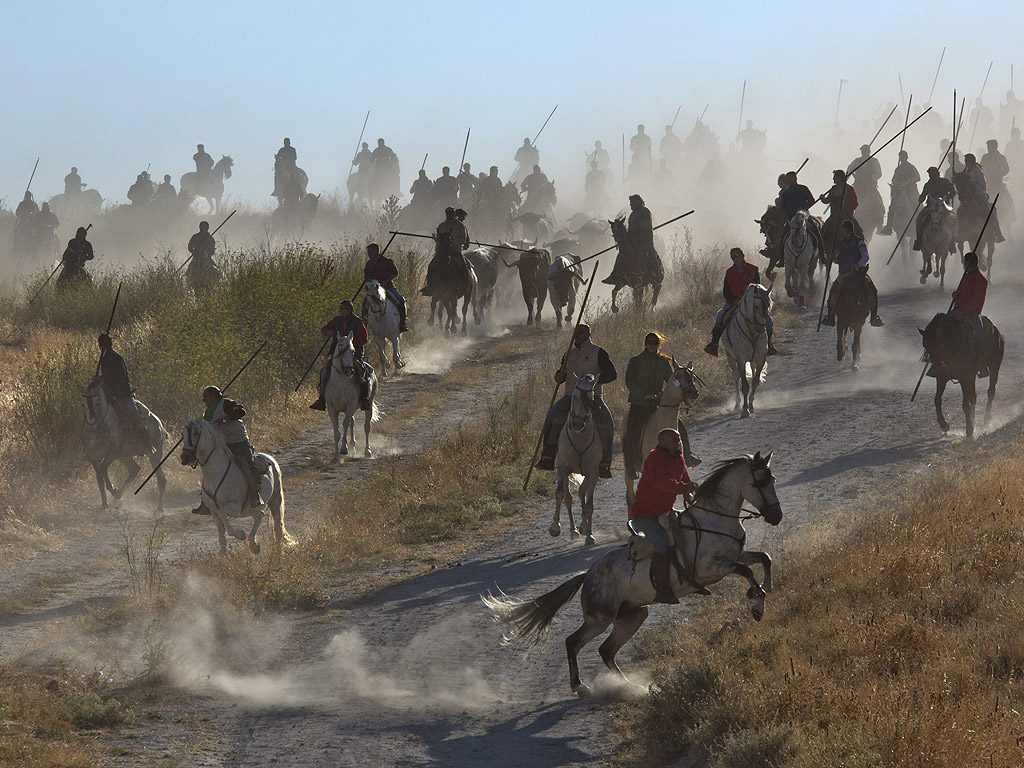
[1,1,1021,208]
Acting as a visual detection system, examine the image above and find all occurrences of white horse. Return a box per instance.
[918,196,956,287]
[485,452,782,698]
[722,283,772,417]
[180,418,293,554]
[364,280,405,377]
[550,374,602,545]
[546,253,584,329]
[622,361,704,508]
[783,211,817,309]
[80,378,168,512]
[326,331,379,461]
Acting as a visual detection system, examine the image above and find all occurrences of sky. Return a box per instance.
[1,1,1022,208]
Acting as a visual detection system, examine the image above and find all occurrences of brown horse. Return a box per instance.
[833,271,873,370]
[920,312,1004,440]
[602,217,663,313]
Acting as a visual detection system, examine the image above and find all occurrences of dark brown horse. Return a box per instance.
[833,271,873,370]
[920,312,1004,440]
[603,217,663,313]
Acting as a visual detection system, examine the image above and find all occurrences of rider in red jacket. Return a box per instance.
[946,251,989,376]
[704,248,777,357]
[310,300,372,412]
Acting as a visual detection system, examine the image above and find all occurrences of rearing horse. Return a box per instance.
[180,155,234,214]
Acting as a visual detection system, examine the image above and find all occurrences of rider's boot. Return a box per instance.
[651,554,679,604]
[767,328,779,356]
[399,304,409,334]
[535,441,556,471]
[191,499,211,515]
[359,373,371,411]
[703,325,724,357]
[310,377,327,411]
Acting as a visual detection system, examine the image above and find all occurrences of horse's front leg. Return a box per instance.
[362,405,373,458]
[724,559,768,621]
[330,409,342,462]
[852,324,862,370]
[392,333,405,369]
[248,509,264,554]
[651,282,661,310]
[215,502,247,544]
[428,298,436,327]
[737,550,773,592]
[837,325,846,362]
[342,410,354,455]
[740,368,752,417]
[550,469,565,536]
[461,295,471,334]
[581,476,597,546]
[114,457,142,499]
[610,286,620,314]
[92,462,110,509]
[962,376,977,441]
[212,509,228,552]
[935,378,950,433]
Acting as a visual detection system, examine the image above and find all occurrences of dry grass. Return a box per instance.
[612,433,1024,767]
[0,665,133,768]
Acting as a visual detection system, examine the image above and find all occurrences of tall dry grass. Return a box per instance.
[613,435,1024,767]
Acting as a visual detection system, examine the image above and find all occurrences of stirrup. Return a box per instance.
[767,343,779,356]
[309,397,326,411]
[703,342,718,357]
[686,452,702,467]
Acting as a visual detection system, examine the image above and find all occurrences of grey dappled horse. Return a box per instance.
[722,284,772,417]
[485,453,782,698]
[180,155,233,215]
[80,378,167,511]
[783,211,818,309]
[364,280,405,376]
[325,331,379,461]
[180,418,293,553]
[550,374,601,545]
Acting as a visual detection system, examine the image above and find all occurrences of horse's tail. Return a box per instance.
[370,399,383,424]
[758,358,769,383]
[482,572,586,648]
[268,459,294,546]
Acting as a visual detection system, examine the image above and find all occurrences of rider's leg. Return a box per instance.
[387,287,409,332]
[228,441,265,506]
[310,364,329,410]
[766,313,778,356]
[913,210,925,251]
[631,517,678,604]
[595,396,614,479]
[868,278,884,326]
[536,395,571,470]
[972,313,989,376]
[355,350,371,410]
[822,278,839,325]
[704,306,728,356]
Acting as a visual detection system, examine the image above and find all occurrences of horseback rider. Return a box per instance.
[457,163,477,205]
[627,194,663,276]
[703,248,778,357]
[15,191,38,222]
[59,226,94,285]
[194,144,214,179]
[186,221,218,284]
[535,323,617,478]
[410,169,433,205]
[310,300,372,412]
[433,166,459,209]
[513,138,540,182]
[914,167,957,253]
[64,167,84,195]
[779,170,816,218]
[820,168,863,250]
[880,150,921,235]
[371,138,400,200]
[584,160,611,212]
[942,250,989,377]
[34,202,59,240]
[96,333,145,436]
[127,173,153,206]
[276,137,297,167]
[659,125,684,166]
[155,174,177,201]
[421,207,470,297]
[954,154,1004,243]
[629,428,698,604]
[821,220,884,328]
[981,139,1010,196]
[521,165,554,214]
[362,242,408,333]
[192,385,265,515]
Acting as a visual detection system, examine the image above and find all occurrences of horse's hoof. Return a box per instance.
[564,314,571,322]
[570,528,580,539]
[585,535,596,546]
[364,449,372,458]
[611,305,619,314]
[474,317,481,325]
[526,317,533,326]
[548,522,560,537]
[461,328,468,336]
[741,410,751,419]
[751,603,764,622]
[250,541,261,555]
[576,683,593,700]
[852,364,860,372]
[920,275,928,285]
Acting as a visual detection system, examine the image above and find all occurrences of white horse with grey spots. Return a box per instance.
[180,418,293,553]
[363,279,405,377]
[326,331,380,461]
[722,283,772,417]
[550,374,602,545]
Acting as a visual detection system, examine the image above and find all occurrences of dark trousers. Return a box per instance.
[623,403,657,479]
[542,394,614,466]
[228,440,262,502]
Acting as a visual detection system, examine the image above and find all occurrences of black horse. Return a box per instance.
[920,312,1004,440]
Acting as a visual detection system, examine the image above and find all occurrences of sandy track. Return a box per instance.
[88,266,1022,768]
[2,263,1021,767]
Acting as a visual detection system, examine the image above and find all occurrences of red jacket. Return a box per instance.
[321,314,368,350]
[724,261,760,305]
[954,269,987,315]
[364,255,399,288]
[630,446,696,519]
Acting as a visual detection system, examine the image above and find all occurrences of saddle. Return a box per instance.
[627,512,712,595]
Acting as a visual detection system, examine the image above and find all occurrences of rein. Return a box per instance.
[728,294,769,348]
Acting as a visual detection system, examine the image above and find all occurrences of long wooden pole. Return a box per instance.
[94,282,123,377]
[522,259,600,491]
[349,111,370,173]
[459,127,471,170]
[737,80,746,135]
[555,210,695,273]
[899,95,914,154]
[24,157,40,196]
[927,47,946,104]
[135,341,267,493]
[175,208,238,275]
[967,61,995,151]
[388,230,532,253]
[868,103,899,149]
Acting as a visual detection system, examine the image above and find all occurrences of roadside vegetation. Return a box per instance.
[612,433,1024,767]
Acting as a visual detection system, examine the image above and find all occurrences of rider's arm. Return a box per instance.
[722,275,736,304]
[597,348,617,385]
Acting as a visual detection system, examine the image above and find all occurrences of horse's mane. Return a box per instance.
[693,455,752,505]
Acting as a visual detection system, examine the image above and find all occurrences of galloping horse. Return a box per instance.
[180,155,233,214]
[427,247,479,335]
[622,361,703,509]
[954,195,999,276]
[917,197,956,287]
[485,453,782,698]
[604,217,663,313]
[546,253,584,329]
[756,204,787,278]
[325,331,379,460]
[832,271,873,370]
[364,280,405,377]
[549,375,602,545]
[180,418,293,553]
[80,379,167,511]
[887,183,918,265]
[920,312,1004,440]
[721,284,772,417]
[783,211,819,309]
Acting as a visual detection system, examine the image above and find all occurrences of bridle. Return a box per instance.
[729,288,770,348]
[333,335,356,377]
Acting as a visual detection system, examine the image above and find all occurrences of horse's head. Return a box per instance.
[609,217,627,244]
[569,374,596,429]
[367,279,386,308]
[789,211,808,231]
[180,417,213,467]
[745,451,782,525]
[669,359,703,408]
[334,331,356,376]
[216,156,234,178]
[743,283,773,325]
[80,377,107,426]
[920,312,958,366]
